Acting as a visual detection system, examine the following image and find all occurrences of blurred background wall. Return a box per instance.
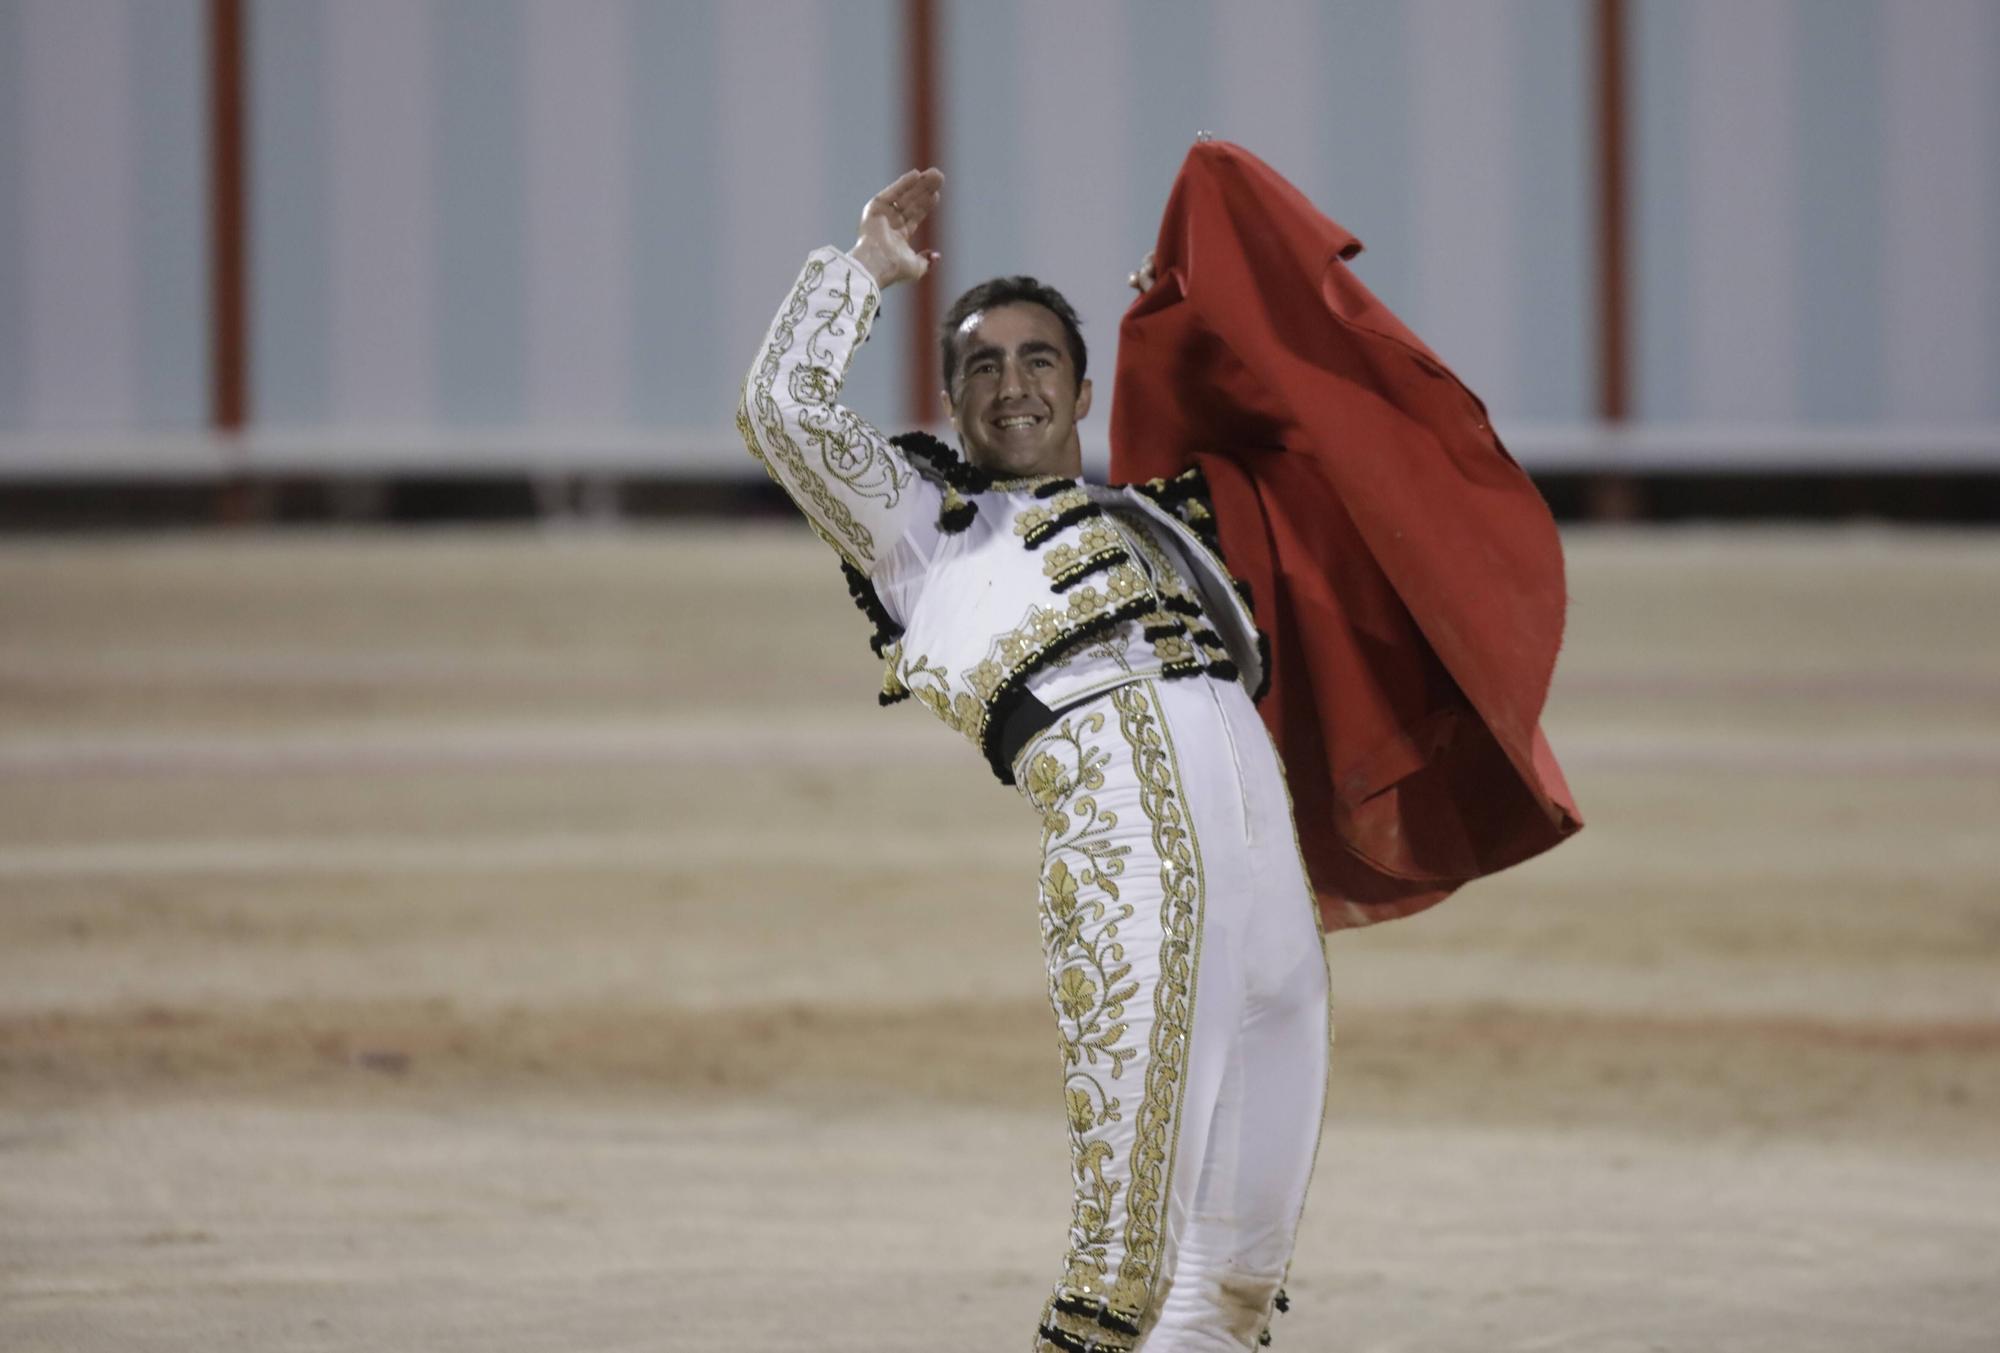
[0,0,1995,494]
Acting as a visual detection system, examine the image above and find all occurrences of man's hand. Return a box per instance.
[1127,250,1157,295]
[850,168,944,290]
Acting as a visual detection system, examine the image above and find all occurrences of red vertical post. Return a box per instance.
[904,0,941,426]
[1595,0,1629,425]
[1590,0,1641,519]
[209,0,248,431]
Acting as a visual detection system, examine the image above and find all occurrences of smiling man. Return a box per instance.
[738,168,1329,1353]
[938,275,1091,479]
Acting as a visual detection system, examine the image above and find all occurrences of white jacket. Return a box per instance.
[738,248,1265,783]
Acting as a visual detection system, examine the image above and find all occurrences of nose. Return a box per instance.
[998,356,1028,401]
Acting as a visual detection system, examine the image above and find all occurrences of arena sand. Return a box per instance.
[1,525,1996,1351]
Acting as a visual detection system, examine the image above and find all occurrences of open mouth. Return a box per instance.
[992,414,1045,432]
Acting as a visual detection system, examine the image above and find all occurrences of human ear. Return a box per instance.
[939,388,956,423]
[1073,378,1093,421]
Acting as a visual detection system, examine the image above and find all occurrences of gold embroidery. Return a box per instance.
[1045,546,1131,592]
[741,257,908,569]
[792,272,911,506]
[1014,487,1091,542]
[1023,684,1205,1343]
[1118,515,1208,616]
[878,639,909,702]
[1072,633,1135,675]
[925,564,1156,749]
[1041,523,1121,581]
[1108,681,1204,1310]
[1039,1299,1139,1353]
[896,652,983,735]
[1127,493,1264,688]
[733,401,767,470]
[1023,712,1138,1297]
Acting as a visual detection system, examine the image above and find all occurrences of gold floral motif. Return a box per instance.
[1065,1087,1097,1135]
[1055,965,1099,1019]
[1107,681,1204,1311]
[1022,711,1139,1289]
[897,651,983,735]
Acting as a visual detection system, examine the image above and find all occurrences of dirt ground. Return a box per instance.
[1,523,1996,1352]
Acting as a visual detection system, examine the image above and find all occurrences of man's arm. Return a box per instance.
[735,170,946,577]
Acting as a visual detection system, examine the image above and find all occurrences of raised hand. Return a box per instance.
[850,167,944,290]
[1127,250,1157,295]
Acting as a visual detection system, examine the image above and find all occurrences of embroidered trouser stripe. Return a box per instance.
[1019,678,1329,1351]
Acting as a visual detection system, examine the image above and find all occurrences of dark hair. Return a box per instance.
[939,276,1088,393]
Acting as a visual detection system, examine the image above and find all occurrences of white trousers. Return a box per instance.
[1016,676,1331,1353]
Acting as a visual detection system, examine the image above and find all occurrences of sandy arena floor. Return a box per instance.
[1,523,1996,1352]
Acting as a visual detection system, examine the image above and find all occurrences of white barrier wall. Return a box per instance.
[0,0,1995,476]
[0,0,208,435]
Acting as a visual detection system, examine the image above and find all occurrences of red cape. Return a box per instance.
[1111,141,1582,931]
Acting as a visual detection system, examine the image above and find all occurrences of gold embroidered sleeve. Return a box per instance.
[737,248,934,575]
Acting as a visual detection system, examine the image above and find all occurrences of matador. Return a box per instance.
[737,144,1578,1353]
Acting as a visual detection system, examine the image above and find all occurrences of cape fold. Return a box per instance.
[1110,140,1582,931]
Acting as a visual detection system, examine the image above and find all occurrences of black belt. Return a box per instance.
[996,689,1060,774]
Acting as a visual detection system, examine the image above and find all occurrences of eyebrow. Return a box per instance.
[962,339,1064,368]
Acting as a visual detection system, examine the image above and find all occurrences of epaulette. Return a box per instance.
[892,431,995,535]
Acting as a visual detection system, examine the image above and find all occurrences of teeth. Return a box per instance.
[997,417,1038,429]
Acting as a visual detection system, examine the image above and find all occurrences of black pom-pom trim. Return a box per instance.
[1204,659,1241,683]
[1162,593,1204,617]
[1032,477,1077,498]
[1183,512,1223,550]
[1020,500,1099,550]
[1096,1309,1141,1338]
[894,431,988,534]
[1274,1290,1291,1315]
[841,561,903,657]
[891,429,997,492]
[1049,548,1128,593]
[1160,659,1205,681]
[1048,1294,1141,1341]
[1142,622,1185,642]
[878,689,909,707]
[1191,627,1227,649]
[1135,465,1210,507]
[1233,576,1256,609]
[1038,1324,1092,1353]
[938,495,977,532]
